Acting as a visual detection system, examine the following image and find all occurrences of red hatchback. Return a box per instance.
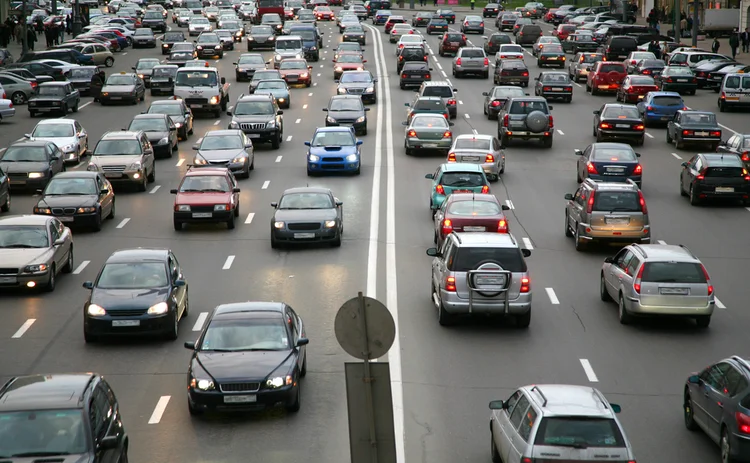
[616,75,659,103]
[438,32,467,56]
[432,193,510,247]
[586,61,627,95]
[171,167,241,230]
[552,24,576,41]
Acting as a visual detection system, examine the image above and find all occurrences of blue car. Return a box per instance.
[636,91,686,126]
[425,163,490,213]
[305,126,362,176]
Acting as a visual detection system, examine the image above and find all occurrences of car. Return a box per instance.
[425,163,490,213]
[247,25,276,50]
[483,3,502,17]
[536,43,565,68]
[706,64,750,91]
[426,17,449,34]
[552,23,576,41]
[215,29,236,50]
[497,13,517,31]
[344,23,368,46]
[399,61,431,90]
[0,165,9,211]
[87,131,156,191]
[171,166,241,230]
[270,187,344,248]
[561,31,598,54]
[146,99,194,140]
[404,113,454,156]
[432,193,509,248]
[494,44,524,64]
[0,139,66,191]
[412,11,432,26]
[33,171,116,231]
[636,91,686,126]
[718,72,750,112]
[248,69,283,93]
[405,96,449,123]
[183,60,212,69]
[426,232,530,326]
[567,51,603,82]
[162,31,187,54]
[305,126,362,175]
[324,95,369,135]
[195,32,224,58]
[192,130,254,178]
[132,58,161,88]
[99,72,146,105]
[718,133,750,170]
[184,301,308,414]
[512,17,533,36]
[489,385,635,462]
[27,81,80,117]
[148,65,177,97]
[460,15,484,34]
[372,9,392,25]
[189,17,212,35]
[452,47,489,78]
[334,42,364,61]
[434,8,455,23]
[633,58,665,77]
[416,80,457,118]
[332,53,367,79]
[482,32,511,55]
[389,24,415,43]
[0,373,129,461]
[127,114,179,158]
[278,59,313,87]
[653,65,697,94]
[220,20,244,41]
[534,71,573,102]
[624,51,656,73]
[447,134,505,181]
[340,16,362,34]
[289,25,323,61]
[24,119,87,165]
[166,50,194,67]
[313,5,334,20]
[61,65,97,96]
[586,61,627,95]
[227,93,284,149]
[531,36,560,57]
[575,142,643,186]
[234,53,267,82]
[482,85,525,120]
[336,70,377,104]
[680,153,750,206]
[600,243,714,325]
[0,72,34,105]
[82,248,189,341]
[616,75,658,103]
[254,79,291,108]
[438,32,467,56]
[497,96,553,148]
[397,45,428,73]
[132,27,157,47]
[384,15,406,33]
[592,103,645,145]
[143,11,168,32]
[601,35,638,61]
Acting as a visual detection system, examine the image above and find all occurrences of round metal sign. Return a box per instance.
[334,295,395,360]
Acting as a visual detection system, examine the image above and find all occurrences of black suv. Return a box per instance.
[680,153,750,206]
[484,32,511,55]
[227,93,284,149]
[497,97,554,148]
[599,35,638,61]
[162,31,187,54]
[0,373,128,461]
[397,46,427,73]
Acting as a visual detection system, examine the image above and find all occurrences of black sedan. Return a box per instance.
[0,140,65,191]
[149,65,178,96]
[592,103,645,145]
[412,12,432,27]
[145,99,195,140]
[184,301,308,414]
[127,114,179,157]
[654,66,697,94]
[28,81,80,117]
[399,61,431,89]
[323,95,369,135]
[482,85,524,119]
[534,71,573,102]
[667,110,722,150]
[680,153,750,205]
[537,44,566,68]
[161,31,187,54]
[717,133,750,170]
[82,248,189,342]
[270,187,343,248]
[482,3,502,17]
[575,142,643,187]
[435,8,456,23]
[633,58,665,77]
[33,172,115,231]
[692,59,737,88]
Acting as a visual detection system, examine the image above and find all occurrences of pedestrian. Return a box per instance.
[91,70,105,102]
[679,17,687,38]
[742,28,750,53]
[35,16,43,35]
[730,29,739,58]
[26,26,36,50]
[470,0,474,9]
[44,25,53,48]
[58,21,65,43]
[66,14,72,35]
[711,36,720,53]
[433,0,437,6]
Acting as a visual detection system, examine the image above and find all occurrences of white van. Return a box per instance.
[718,73,750,112]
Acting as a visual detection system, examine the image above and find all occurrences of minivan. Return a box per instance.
[272,35,304,68]
[718,73,750,112]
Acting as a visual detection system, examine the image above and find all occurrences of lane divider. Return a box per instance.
[116,218,130,229]
[580,359,599,382]
[261,180,270,189]
[545,287,559,305]
[504,199,514,209]
[244,212,255,224]
[12,319,36,339]
[275,155,283,162]
[175,159,185,166]
[222,255,235,270]
[286,135,293,141]
[295,118,302,123]
[148,396,171,424]
[645,132,654,138]
[149,185,161,194]
[715,297,726,309]
[522,237,533,249]
[73,260,90,274]
[657,240,667,245]
[556,129,564,136]
[192,312,208,331]
[213,120,220,126]
[670,152,682,160]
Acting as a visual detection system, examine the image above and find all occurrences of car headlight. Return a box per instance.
[346,154,358,162]
[268,36,275,40]
[177,204,191,212]
[274,54,282,61]
[337,87,346,94]
[24,263,48,273]
[277,97,285,102]
[228,121,239,129]
[265,375,292,388]
[27,171,45,179]
[274,221,284,229]
[194,156,207,165]
[266,120,276,128]
[87,163,99,171]
[308,154,320,161]
[128,162,142,170]
[215,44,221,49]
[335,66,343,72]
[326,116,335,123]
[158,137,169,145]
[138,73,145,78]
[87,304,106,317]
[61,143,77,152]
[311,46,317,50]
[77,207,96,213]
[29,101,36,106]
[191,378,215,390]
[147,301,169,315]
[355,116,365,123]
[365,86,374,93]
[175,122,183,128]
[325,220,336,228]
[247,36,254,41]
[163,43,169,47]
[214,204,228,211]
[231,153,247,163]
[34,207,52,214]
[209,95,219,104]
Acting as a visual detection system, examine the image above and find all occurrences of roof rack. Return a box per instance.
[732,356,750,372]
[677,244,697,259]
[592,388,611,410]
[530,386,548,406]
[631,243,648,258]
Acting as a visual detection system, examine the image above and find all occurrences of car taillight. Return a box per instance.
[587,161,597,174]
[634,124,645,130]
[402,73,407,78]
[447,152,456,162]
[522,71,529,76]
[642,69,650,74]
[485,154,494,163]
[543,86,552,91]
[742,152,750,161]
[627,86,636,93]
[720,91,726,100]
[630,59,636,64]
[480,22,484,26]
[633,262,644,294]
[586,189,595,213]
[399,56,403,61]
[520,277,530,292]
[481,185,490,193]
[692,78,697,83]
[548,115,553,129]
[31,81,38,88]
[682,106,688,110]
[497,219,507,233]
[683,129,694,136]
[456,58,462,65]
[710,131,721,137]
[647,105,653,111]
[443,131,452,138]
[637,190,647,214]
[462,34,466,41]
[399,44,404,48]
[435,184,445,194]
[666,77,673,82]
[634,164,643,175]
[599,122,611,129]
[483,57,489,66]
[447,98,456,105]
[407,129,417,137]
[701,264,713,296]
[501,70,510,76]
[696,169,705,181]
[491,100,501,107]
[445,276,456,292]
[442,218,453,235]
[424,55,428,61]
[736,412,750,434]
[503,114,509,127]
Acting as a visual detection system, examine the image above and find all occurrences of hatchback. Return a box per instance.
[452,47,489,78]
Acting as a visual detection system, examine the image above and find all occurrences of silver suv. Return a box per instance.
[564,178,650,251]
[489,384,636,463]
[600,243,715,327]
[426,232,532,327]
[88,131,156,192]
[452,47,489,79]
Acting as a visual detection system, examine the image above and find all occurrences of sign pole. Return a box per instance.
[357,291,379,463]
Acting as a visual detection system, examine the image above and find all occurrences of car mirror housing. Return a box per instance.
[426,247,440,257]
[296,337,310,346]
[82,281,94,289]
[184,341,196,349]
[488,400,505,410]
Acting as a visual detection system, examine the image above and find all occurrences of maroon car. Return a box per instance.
[432,193,510,247]
[616,75,659,103]
[438,32,467,56]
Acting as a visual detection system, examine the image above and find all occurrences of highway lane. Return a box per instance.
[389,17,750,463]
[0,18,386,463]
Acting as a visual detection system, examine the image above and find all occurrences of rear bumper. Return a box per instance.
[440,289,532,315]
[694,184,750,200]
[405,138,452,150]
[644,112,676,123]
[577,222,649,242]
[598,129,644,140]
[625,297,714,316]
[678,136,721,145]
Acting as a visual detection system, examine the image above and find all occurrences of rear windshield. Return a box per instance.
[667,67,693,75]
[445,33,463,41]
[629,76,654,85]
[592,191,641,212]
[534,417,626,448]
[423,86,453,97]
[440,172,485,187]
[454,138,491,150]
[509,100,548,114]
[610,37,636,47]
[414,100,445,110]
[598,63,626,73]
[500,45,523,53]
[581,54,603,64]
[452,248,527,272]
[461,49,485,58]
[652,96,683,106]
[683,113,716,124]
[705,166,744,177]
[592,148,637,161]
[447,200,501,216]
[641,262,706,283]
[490,35,510,43]
[602,107,640,119]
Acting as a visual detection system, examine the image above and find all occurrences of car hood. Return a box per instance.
[37,194,99,208]
[309,145,358,156]
[327,109,364,119]
[276,50,302,57]
[338,82,372,89]
[195,350,292,381]
[90,155,142,165]
[232,114,274,123]
[196,148,246,161]
[274,208,336,221]
[0,248,50,267]
[197,42,221,48]
[91,286,169,310]
[0,161,49,173]
[102,84,136,92]
[175,191,231,205]
[29,135,78,147]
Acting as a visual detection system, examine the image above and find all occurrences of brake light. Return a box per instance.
[710,131,721,137]
[480,22,484,26]
[441,218,453,235]
[481,185,490,193]
[543,86,552,91]
[627,86,636,93]
[30,81,38,88]
[630,59,636,65]
[666,77,673,83]
[521,456,532,463]
[637,190,647,214]
[435,184,445,195]
[587,162,597,174]
[485,154,494,163]
[462,34,466,41]
[399,44,404,48]
[455,58,462,66]
[490,100,501,107]
[548,115,553,129]
[599,122,611,129]
[399,56,403,61]
[634,164,643,175]
[642,69,650,74]
[634,124,645,130]
[647,105,653,111]
[447,152,456,162]
[402,73,407,78]
[424,55,428,61]
[696,169,705,181]
[443,131,452,138]
[682,106,688,110]
[445,276,456,292]
[520,277,530,293]
[720,91,726,100]
[483,57,489,66]
[503,114,509,127]
[742,152,749,161]
[447,98,456,105]
[683,130,693,136]
[407,129,417,137]
[586,189,595,213]
[633,262,644,294]
[522,71,529,77]
[501,71,510,76]
[701,264,713,296]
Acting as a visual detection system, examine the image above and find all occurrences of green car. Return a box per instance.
[425,163,490,213]
[537,43,566,69]
[254,78,291,108]
[405,96,449,123]
[403,113,454,155]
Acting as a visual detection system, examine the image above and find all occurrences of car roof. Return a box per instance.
[678,110,714,116]
[440,162,483,173]
[0,374,96,412]
[648,91,681,97]
[101,130,142,140]
[185,166,230,176]
[631,244,698,262]
[39,81,68,87]
[0,214,54,226]
[213,301,286,317]
[36,118,77,126]
[314,126,356,134]
[451,231,519,247]
[521,384,615,418]
[282,186,331,195]
[583,178,639,191]
[702,153,743,166]
[447,193,497,202]
[238,93,274,101]
[150,99,184,106]
[133,113,168,120]
[8,139,49,148]
[105,248,170,263]
[591,141,635,150]
[49,171,101,180]
[422,80,452,87]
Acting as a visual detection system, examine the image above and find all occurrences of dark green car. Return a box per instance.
[654,66,697,94]
[405,96,449,123]
[537,43,565,68]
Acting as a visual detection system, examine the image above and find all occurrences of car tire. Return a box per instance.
[684,391,699,430]
[689,185,700,206]
[179,127,187,140]
[516,309,531,328]
[62,246,74,274]
[11,91,26,105]
[166,311,179,340]
[618,294,633,325]
[437,299,456,326]
[105,57,115,67]
[600,273,612,302]
[93,212,103,232]
[574,225,586,252]
[45,265,56,292]
[108,200,115,219]
[564,212,573,237]
[147,166,155,183]
[227,213,235,229]
[331,231,342,247]
[0,194,9,212]
[695,315,711,328]
[272,131,281,149]
[287,383,301,412]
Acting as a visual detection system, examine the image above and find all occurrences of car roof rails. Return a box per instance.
[630,243,648,258]
[677,244,697,259]
[732,356,750,373]
[530,385,548,406]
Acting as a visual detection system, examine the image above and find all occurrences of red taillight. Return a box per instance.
[483,57,489,66]
[633,261,644,294]
[447,152,456,162]
[480,22,484,26]
[424,55,428,61]
[627,86,636,93]
[586,189,595,213]
[666,77,673,83]
[642,69,650,74]
[682,106,688,110]
[442,131,452,138]
[521,457,532,463]
[481,185,490,193]
[456,58,462,66]
[399,44,404,48]
[683,130,693,136]
[599,122,611,129]
[692,78,697,83]
[491,100,501,107]
[497,219,508,233]
[399,56,403,61]
[697,264,714,296]
[462,34,466,41]
[710,131,721,137]
[520,277,530,293]
[647,105,653,111]
[402,73,407,78]
[587,162,597,174]
[425,74,430,79]
[548,115,554,129]
[543,86,551,91]
[634,124,645,130]
[634,164,643,175]
[697,169,705,181]
[742,152,750,161]
[503,114,509,127]
[442,218,453,236]
[435,184,445,195]
[447,98,456,105]
[736,412,750,434]
[522,71,529,77]
[407,129,417,137]
[637,190,647,214]
[485,154,494,163]
[31,81,38,88]
[445,276,456,291]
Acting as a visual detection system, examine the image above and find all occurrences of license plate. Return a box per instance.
[112,320,140,327]
[616,124,630,128]
[192,212,212,218]
[607,167,625,173]
[661,116,670,120]
[464,226,486,231]
[110,96,122,100]
[288,77,298,81]
[716,187,734,193]
[453,189,471,193]
[677,78,688,82]
[695,131,709,136]
[550,88,562,91]
[598,85,609,89]
[548,57,557,60]
[37,108,51,112]
[248,134,260,138]
[463,156,480,162]
[223,395,257,403]
[0,276,17,284]
[58,216,74,222]
[10,180,25,185]
[104,173,123,178]
[294,232,315,239]
[476,274,506,286]
[190,104,203,108]
[637,95,645,99]
[422,143,438,148]
[659,287,688,295]
[450,42,459,46]
[726,96,740,101]
[606,217,629,225]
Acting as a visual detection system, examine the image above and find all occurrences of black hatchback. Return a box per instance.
[592,103,645,145]
[397,46,427,73]
[483,32,511,55]
[680,153,750,206]
[400,61,431,89]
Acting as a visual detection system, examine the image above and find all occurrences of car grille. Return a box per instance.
[0,268,19,275]
[208,160,229,166]
[190,205,215,213]
[240,122,265,130]
[220,382,260,393]
[288,222,321,231]
[323,157,345,162]
[285,74,299,79]
[108,309,147,316]
[8,173,27,181]
[185,97,207,106]
[100,165,126,172]
[334,119,356,125]
[52,207,77,215]
[32,101,59,107]
[346,88,364,94]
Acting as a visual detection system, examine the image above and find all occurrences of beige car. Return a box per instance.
[0,215,74,292]
[74,43,115,67]
[87,131,156,192]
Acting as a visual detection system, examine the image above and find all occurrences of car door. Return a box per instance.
[512,402,538,459]
[97,175,114,216]
[493,390,521,457]
[48,143,64,174]
[492,137,503,170]
[433,199,448,241]
[99,381,125,454]
[0,167,8,204]
[605,248,633,294]
[167,117,178,146]
[433,237,453,291]
[566,186,583,230]
[285,306,304,370]
[90,385,119,463]
[168,253,187,317]
[669,112,681,140]
[503,393,530,463]
[75,121,88,155]
[141,134,155,174]
[94,44,109,64]
[697,364,728,442]
[578,144,592,180]
[682,155,702,192]
[48,219,65,270]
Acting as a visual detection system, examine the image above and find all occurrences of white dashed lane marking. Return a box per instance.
[545,288,560,305]
[213,120,220,126]
[303,104,308,109]
[308,92,314,96]
[573,82,582,88]
[657,240,667,245]
[645,132,654,138]
[458,100,463,105]
[12,319,36,339]
[79,101,92,110]
[149,185,160,194]
[244,212,255,224]
[556,129,564,136]
[472,129,478,134]
[261,180,270,189]
[295,118,301,123]
[441,70,447,77]
[222,256,235,270]
[671,152,682,160]
[148,396,171,424]
[116,218,130,229]
[464,114,470,119]
[286,135,293,141]
[522,237,533,250]
[715,298,726,309]
[176,159,185,167]
[580,359,599,382]
[192,312,208,331]
[73,261,90,274]
[313,82,318,86]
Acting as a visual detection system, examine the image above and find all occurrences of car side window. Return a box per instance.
[626,255,640,276]
[56,219,65,236]
[509,394,529,429]
[575,187,587,206]
[518,406,537,441]
[718,363,748,397]
[441,239,453,262]
[49,222,60,243]
[694,157,703,171]
[612,248,630,268]
[90,388,110,440]
[169,254,180,279]
[701,365,726,391]
[618,250,634,271]
[100,381,117,408]
[286,307,299,339]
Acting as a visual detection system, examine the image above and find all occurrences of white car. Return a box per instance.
[189,18,212,36]
[25,118,88,163]
[0,98,15,123]
[35,59,81,75]
[396,34,426,54]
[389,24,414,43]
[495,44,524,64]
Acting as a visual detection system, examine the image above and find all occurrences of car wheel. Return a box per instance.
[600,272,612,301]
[437,299,456,326]
[684,392,699,430]
[721,428,734,463]
[689,185,700,206]
[62,246,74,274]
[516,309,531,328]
[227,213,236,229]
[574,225,586,252]
[93,212,103,232]
[272,132,281,149]
[696,315,711,328]
[286,383,301,412]
[166,311,179,340]
[147,166,155,183]
[564,212,573,237]
[331,231,342,247]
[0,194,9,212]
[105,57,115,67]
[188,397,204,416]
[45,265,56,292]
[11,91,26,105]
[618,294,633,324]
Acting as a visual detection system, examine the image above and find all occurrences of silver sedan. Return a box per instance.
[447,134,505,180]
[0,72,35,105]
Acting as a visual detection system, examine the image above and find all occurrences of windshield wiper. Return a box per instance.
[180,189,202,192]
[280,207,301,210]
[200,189,228,192]
[547,442,589,450]
[0,159,15,162]
[201,348,235,352]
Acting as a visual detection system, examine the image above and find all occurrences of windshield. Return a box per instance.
[276,39,302,49]
[412,116,447,128]
[201,318,290,351]
[136,60,159,71]
[165,33,184,41]
[346,25,364,33]
[592,191,640,212]
[592,147,637,161]
[1,146,47,162]
[337,55,362,63]
[602,107,640,119]
[44,178,98,195]
[598,63,625,73]
[37,86,64,96]
[652,96,683,106]
[340,72,371,83]
[280,60,307,70]
[500,45,523,54]
[97,262,168,288]
[311,131,355,146]
[581,54,602,64]
[440,172,484,187]
[452,247,526,272]
[298,12,314,19]
[447,200,500,216]
[175,71,218,86]
[197,34,219,43]
[172,43,194,52]
[149,104,182,116]
[534,417,625,448]
[223,21,240,28]
[234,101,273,116]
[200,136,243,150]
[32,123,74,138]
[0,409,87,457]
[454,138,491,150]
[292,29,315,40]
[129,118,167,132]
[68,68,95,78]
[683,113,716,124]
[192,18,209,25]
[144,12,161,19]
[216,30,231,37]
[238,55,264,64]
[179,175,230,192]
[257,80,286,89]
[279,192,333,209]
[329,98,362,111]
[338,43,361,52]
[251,26,273,34]
[93,140,141,155]
[105,75,134,86]
[169,52,192,60]
[153,67,176,78]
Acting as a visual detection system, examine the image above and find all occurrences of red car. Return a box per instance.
[384,16,406,33]
[171,167,241,230]
[544,8,558,22]
[278,58,313,86]
[432,193,510,247]
[313,6,334,20]
[283,6,295,19]
[438,32,467,56]
[552,24,576,41]
[586,61,627,95]
[332,53,366,79]
[616,75,659,103]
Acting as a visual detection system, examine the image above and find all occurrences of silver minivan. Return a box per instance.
[272,35,304,68]
[718,73,750,112]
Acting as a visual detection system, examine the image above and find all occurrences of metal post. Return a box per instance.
[691,0,699,46]
[622,0,627,24]
[409,0,414,9]
[357,292,379,463]
[673,0,678,38]
[72,0,81,36]
[52,0,57,15]
[21,0,28,55]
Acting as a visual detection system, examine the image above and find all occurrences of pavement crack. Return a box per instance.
[410,411,433,463]
[569,304,586,332]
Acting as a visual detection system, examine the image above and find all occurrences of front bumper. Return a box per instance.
[188,385,298,412]
[84,312,174,336]
[272,227,338,243]
[307,158,360,173]
[150,82,174,94]
[197,48,223,58]
[49,211,100,227]
[8,176,49,190]
[0,270,52,289]
[174,210,233,224]
[238,127,279,143]
[326,119,366,132]
[102,170,145,185]
[440,289,532,315]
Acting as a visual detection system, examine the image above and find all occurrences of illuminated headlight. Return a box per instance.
[138,73,145,78]
[158,137,169,145]
[128,161,142,170]
[228,121,239,129]
[337,87,346,94]
[235,31,242,36]
[274,54,282,61]
[147,301,169,315]
[231,153,247,163]
[61,143,77,152]
[273,221,284,229]
[76,207,96,213]
[87,304,106,317]
[194,157,207,165]
[214,44,221,49]
[196,45,204,50]
[277,97,285,102]
[209,95,219,104]
[355,116,365,123]
[177,204,191,211]
[346,154,358,162]
[101,92,109,97]
[28,172,44,179]
[247,36,254,41]
[268,36,275,40]
[300,72,309,78]
[214,204,228,211]
[365,86,374,92]
[175,122,183,127]
[324,220,336,228]
[24,263,48,273]
[335,66,343,72]
[34,207,52,214]
[265,375,292,388]
[266,120,276,128]
[310,46,317,50]
[356,67,363,70]
[308,154,320,161]
[326,116,335,123]
[191,378,215,390]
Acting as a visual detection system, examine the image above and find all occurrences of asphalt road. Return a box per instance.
[1,11,748,463]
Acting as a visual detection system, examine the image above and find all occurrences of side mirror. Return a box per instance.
[308,65,313,69]
[99,436,118,450]
[448,122,455,127]
[226,111,232,116]
[373,78,378,82]
[548,105,554,110]
[277,110,284,115]
[53,238,65,246]
[296,337,309,346]
[304,141,312,146]
[521,249,531,257]
[501,205,510,211]
[184,341,196,349]
[453,88,458,92]
[488,399,505,410]
[425,173,434,179]
[593,110,600,115]
[232,187,241,193]
[364,107,370,111]
[170,189,178,194]
[688,374,701,384]
[680,161,688,167]
[362,59,367,62]
[335,200,343,206]
[334,79,339,83]
[271,201,278,207]
[322,108,329,112]
[99,188,109,195]
[191,143,199,150]
[482,35,488,39]
[603,256,614,263]
[131,66,136,70]
[220,77,226,84]
[24,133,31,138]
[564,193,574,200]
[482,92,488,96]
[401,121,408,126]
[534,76,539,80]
[82,281,94,289]
[425,247,440,257]
[232,62,238,65]
[574,149,583,156]
[404,102,410,106]
[610,403,622,414]
[635,152,641,157]
[356,140,363,146]
[174,279,186,287]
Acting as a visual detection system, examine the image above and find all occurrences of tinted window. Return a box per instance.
[534,417,626,447]
[97,262,169,288]
[0,409,87,455]
[629,76,654,85]
[602,106,640,119]
[279,192,333,208]
[652,96,683,106]
[452,247,527,272]
[509,100,548,114]
[683,113,715,124]
[461,49,484,58]
[705,166,744,177]
[641,262,706,283]
[414,99,445,110]
[518,407,537,442]
[422,86,453,97]
[592,147,637,161]
[610,37,636,47]
[447,200,501,216]
[598,63,626,73]
[592,191,640,212]
[202,318,291,350]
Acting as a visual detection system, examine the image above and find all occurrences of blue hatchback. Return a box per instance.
[636,91,686,126]
[306,127,362,176]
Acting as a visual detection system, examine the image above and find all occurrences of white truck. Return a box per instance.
[702,9,739,37]
[173,67,231,117]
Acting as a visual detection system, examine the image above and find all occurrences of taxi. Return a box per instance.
[171,166,241,230]
[99,72,146,105]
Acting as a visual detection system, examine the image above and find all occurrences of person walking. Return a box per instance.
[66,14,72,35]
[729,29,740,58]
[26,26,36,50]
[742,28,750,53]
[91,70,105,102]
[679,17,687,38]
[711,36,720,53]
[44,25,53,48]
